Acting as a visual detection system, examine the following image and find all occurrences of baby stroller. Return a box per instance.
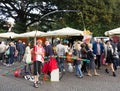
[41,56,62,81]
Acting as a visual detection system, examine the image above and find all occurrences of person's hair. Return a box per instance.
[26,42,30,46]
[37,39,42,44]
[58,40,61,44]
[75,42,81,50]
[105,40,110,44]
[81,43,85,48]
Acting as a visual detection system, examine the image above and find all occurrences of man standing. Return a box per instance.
[56,40,65,72]
[16,40,24,62]
[45,40,54,58]
[92,39,104,69]
[0,41,6,63]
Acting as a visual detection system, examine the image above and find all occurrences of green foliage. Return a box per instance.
[0,0,119,36]
[0,19,8,33]
[14,22,27,33]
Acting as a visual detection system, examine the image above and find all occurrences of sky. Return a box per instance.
[7,17,15,24]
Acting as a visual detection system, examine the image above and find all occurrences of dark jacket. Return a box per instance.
[9,46,15,56]
[73,49,81,65]
[45,44,54,57]
[87,50,94,61]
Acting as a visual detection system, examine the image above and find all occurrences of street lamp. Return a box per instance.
[39,10,81,21]
[34,9,85,44]
[80,12,86,30]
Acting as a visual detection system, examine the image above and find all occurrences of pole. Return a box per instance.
[80,12,86,30]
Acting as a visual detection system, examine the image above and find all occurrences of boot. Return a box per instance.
[33,82,38,88]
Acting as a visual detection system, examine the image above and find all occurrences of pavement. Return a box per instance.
[0,62,120,91]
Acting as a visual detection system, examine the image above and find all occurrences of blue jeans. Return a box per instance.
[57,57,65,72]
[17,53,23,62]
[8,55,14,64]
[24,63,32,75]
[113,58,119,70]
[76,64,83,77]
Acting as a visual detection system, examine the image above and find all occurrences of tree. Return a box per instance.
[0,19,8,32]
[0,0,120,36]
[0,0,57,33]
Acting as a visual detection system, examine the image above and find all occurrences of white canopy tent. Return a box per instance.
[17,30,46,38]
[104,27,120,36]
[45,27,83,37]
[0,32,19,38]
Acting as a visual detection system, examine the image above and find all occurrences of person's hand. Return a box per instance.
[35,52,38,55]
[94,54,96,59]
[104,58,106,61]
[94,56,96,60]
[77,57,81,60]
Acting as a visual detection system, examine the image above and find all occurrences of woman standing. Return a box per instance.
[87,44,100,76]
[73,41,83,78]
[32,39,45,88]
[7,42,15,66]
[23,42,33,81]
[104,40,116,77]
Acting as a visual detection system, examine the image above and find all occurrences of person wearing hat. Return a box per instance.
[32,39,45,88]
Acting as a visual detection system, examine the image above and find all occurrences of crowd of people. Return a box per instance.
[0,37,120,88]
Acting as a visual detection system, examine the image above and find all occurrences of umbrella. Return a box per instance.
[45,27,83,37]
[17,30,46,38]
[105,27,120,36]
[0,32,19,38]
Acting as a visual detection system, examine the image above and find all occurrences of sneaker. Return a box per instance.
[79,75,83,78]
[31,76,34,79]
[24,76,29,80]
[6,64,10,67]
[29,76,34,82]
[37,81,43,85]
[12,63,14,65]
[33,83,38,88]
[29,78,34,82]
[24,75,30,80]
[3,63,7,66]
[63,69,66,72]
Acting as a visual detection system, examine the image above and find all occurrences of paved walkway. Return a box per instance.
[0,62,120,91]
